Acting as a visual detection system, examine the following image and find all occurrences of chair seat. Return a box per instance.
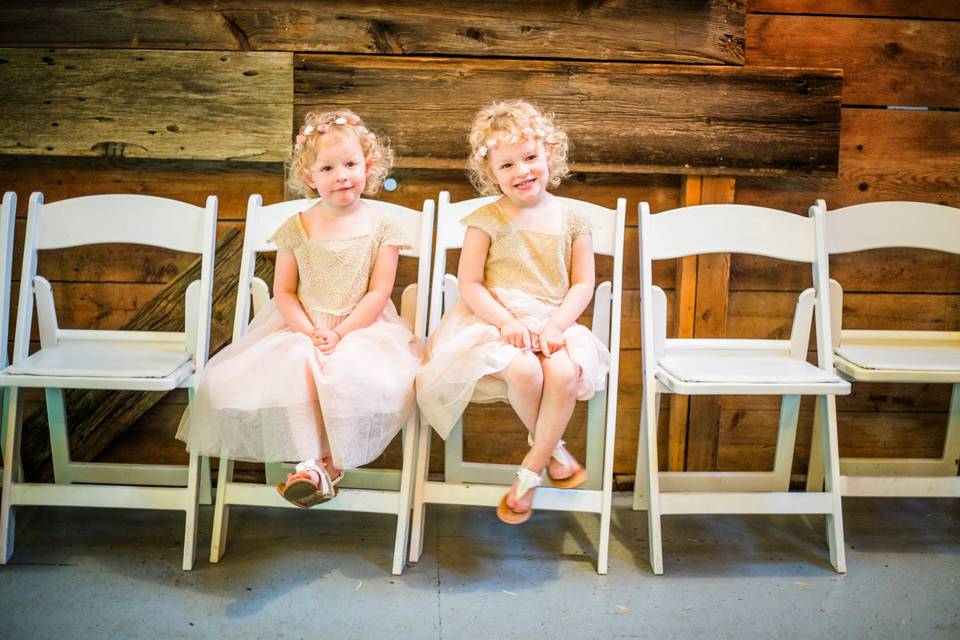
[3,345,191,379]
[660,354,840,384]
[836,345,960,373]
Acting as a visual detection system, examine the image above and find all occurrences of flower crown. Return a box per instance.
[474,126,545,161]
[294,114,363,150]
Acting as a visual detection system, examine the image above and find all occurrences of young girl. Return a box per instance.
[177,110,419,508]
[416,100,610,524]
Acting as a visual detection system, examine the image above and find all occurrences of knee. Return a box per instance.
[505,353,543,393]
[543,356,578,392]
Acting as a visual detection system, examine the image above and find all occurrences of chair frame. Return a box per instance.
[209,194,434,576]
[0,192,217,570]
[408,191,625,574]
[805,200,960,498]
[0,193,16,469]
[633,201,850,575]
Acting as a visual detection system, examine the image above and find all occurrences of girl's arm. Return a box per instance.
[458,226,531,349]
[545,233,596,332]
[273,248,315,335]
[331,243,399,338]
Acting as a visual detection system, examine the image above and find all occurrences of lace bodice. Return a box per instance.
[460,202,592,305]
[269,212,412,317]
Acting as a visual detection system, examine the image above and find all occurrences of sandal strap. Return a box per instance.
[526,434,574,467]
[294,458,334,496]
[514,466,542,500]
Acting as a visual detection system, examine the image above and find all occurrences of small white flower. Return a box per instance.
[304,125,314,135]
[476,147,487,159]
[334,117,347,125]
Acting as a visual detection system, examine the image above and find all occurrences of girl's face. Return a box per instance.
[303,133,368,208]
[486,135,550,207]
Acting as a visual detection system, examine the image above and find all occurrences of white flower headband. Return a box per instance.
[294,114,363,150]
[474,126,545,161]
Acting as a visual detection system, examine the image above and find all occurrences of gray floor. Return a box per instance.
[0,496,958,639]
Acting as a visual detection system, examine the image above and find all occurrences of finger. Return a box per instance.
[522,330,531,351]
[539,334,551,357]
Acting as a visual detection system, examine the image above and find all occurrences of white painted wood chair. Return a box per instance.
[634,202,851,575]
[806,200,960,498]
[209,195,434,576]
[0,193,16,470]
[408,191,625,574]
[0,192,217,570]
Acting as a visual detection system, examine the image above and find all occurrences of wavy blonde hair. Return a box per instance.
[287,110,394,198]
[467,100,571,196]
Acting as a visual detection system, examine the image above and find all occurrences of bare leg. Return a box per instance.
[489,350,544,434]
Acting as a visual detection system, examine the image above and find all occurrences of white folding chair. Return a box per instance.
[209,194,434,576]
[634,202,850,575]
[806,200,960,498]
[408,191,625,574]
[0,193,16,469]
[0,192,217,570]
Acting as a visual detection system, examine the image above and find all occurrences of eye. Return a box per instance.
[320,165,332,172]
[500,162,512,170]
[526,154,537,162]
[347,160,358,167]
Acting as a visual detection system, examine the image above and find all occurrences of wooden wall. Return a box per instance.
[0,1,956,485]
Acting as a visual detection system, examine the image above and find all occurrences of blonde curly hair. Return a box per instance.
[287,110,393,198]
[467,100,571,196]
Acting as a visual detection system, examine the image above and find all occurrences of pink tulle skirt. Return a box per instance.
[416,287,610,439]
[176,300,419,470]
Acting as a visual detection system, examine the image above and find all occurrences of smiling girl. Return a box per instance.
[416,100,610,524]
[177,111,419,508]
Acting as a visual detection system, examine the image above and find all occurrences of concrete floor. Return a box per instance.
[0,496,957,640]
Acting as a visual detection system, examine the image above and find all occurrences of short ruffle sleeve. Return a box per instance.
[568,208,594,241]
[460,204,504,242]
[378,215,413,250]
[268,214,304,252]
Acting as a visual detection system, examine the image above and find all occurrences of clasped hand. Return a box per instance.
[500,318,565,356]
[311,324,340,354]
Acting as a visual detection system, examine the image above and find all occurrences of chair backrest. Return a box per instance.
[234,195,435,344]
[638,202,835,371]
[12,192,218,368]
[0,193,16,371]
[430,191,627,341]
[819,199,960,255]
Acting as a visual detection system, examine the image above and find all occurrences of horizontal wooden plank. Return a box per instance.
[736,108,960,210]
[748,1,960,19]
[296,55,841,176]
[0,155,284,221]
[0,48,293,161]
[0,1,745,64]
[747,14,960,107]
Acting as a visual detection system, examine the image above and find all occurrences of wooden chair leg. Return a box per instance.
[0,388,22,563]
[210,448,233,563]
[805,397,826,492]
[598,407,616,574]
[199,456,213,505]
[632,406,649,511]
[644,388,664,575]
[391,422,417,575]
[45,388,72,485]
[819,395,847,574]
[182,452,201,571]
[408,418,432,564]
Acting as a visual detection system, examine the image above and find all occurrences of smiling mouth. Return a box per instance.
[514,178,535,190]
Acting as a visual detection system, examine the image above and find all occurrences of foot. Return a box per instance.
[497,466,542,525]
[547,445,582,483]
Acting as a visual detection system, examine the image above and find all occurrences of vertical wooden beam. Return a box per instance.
[686,176,736,471]
[666,176,702,471]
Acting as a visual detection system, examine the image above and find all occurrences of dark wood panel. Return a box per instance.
[748,1,960,19]
[0,1,746,64]
[747,14,960,106]
[0,48,293,161]
[296,55,841,176]
[736,108,960,211]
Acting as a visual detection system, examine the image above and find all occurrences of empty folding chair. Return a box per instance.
[634,201,850,574]
[0,192,217,570]
[408,191,625,574]
[209,194,433,576]
[806,200,960,498]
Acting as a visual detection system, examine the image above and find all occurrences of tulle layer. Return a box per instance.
[416,287,610,439]
[176,301,418,469]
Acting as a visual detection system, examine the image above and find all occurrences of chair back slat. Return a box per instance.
[36,194,211,253]
[642,204,817,263]
[824,201,960,255]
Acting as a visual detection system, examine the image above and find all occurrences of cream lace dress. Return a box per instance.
[177,212,419,469]
[416,202,610,439]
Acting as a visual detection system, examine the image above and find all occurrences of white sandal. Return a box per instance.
[496,466,542,525]
[527,434,588,489]
[277,458,341,508]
